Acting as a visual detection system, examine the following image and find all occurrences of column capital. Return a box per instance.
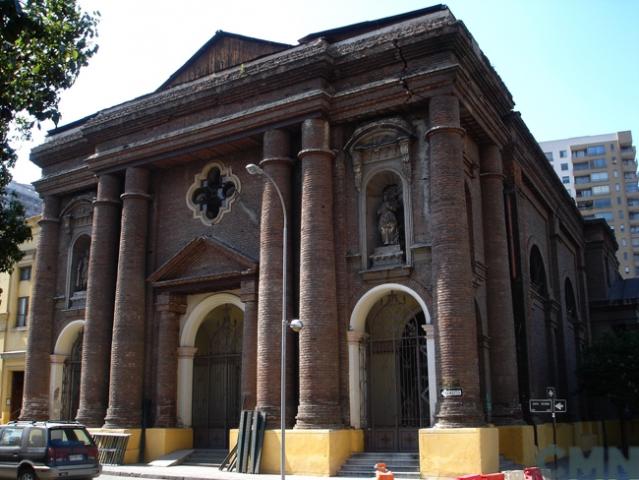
[347,330,368,344]
[298,148,336,161]
[177,346,198,358]
[479,144,504,176]
[155,293,187,314]
[50,354,68,364]
[260,156,294,168]
[421,323,435,339]
[425,125,466,139]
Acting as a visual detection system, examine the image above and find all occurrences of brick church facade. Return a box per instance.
[24,6,615,475]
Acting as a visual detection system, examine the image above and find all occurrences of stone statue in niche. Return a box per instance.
[74,251,89,291]
[370,184,404,269]
[377,184,401,246]
[192,167,236,220]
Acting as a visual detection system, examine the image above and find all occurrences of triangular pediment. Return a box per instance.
[158,31,291,90]
[148,236,257,288]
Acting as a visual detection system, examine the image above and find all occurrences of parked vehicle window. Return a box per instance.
[27,428,45,447]
[0,427,23,446]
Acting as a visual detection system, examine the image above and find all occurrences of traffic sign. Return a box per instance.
[546,386,556,398]
[440,388,463,398]
[553,399,567,413]
[529,399,552,413]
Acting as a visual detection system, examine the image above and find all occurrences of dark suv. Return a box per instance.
[0,421,101,480]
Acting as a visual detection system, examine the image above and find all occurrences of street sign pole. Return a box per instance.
[548,387,558,473]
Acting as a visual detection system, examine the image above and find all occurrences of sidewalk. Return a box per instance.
[102,463,368,480]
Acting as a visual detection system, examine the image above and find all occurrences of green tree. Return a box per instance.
[578,330,639,453]
[0,0,98,272]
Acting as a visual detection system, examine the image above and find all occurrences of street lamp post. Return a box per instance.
[246,163,301,480]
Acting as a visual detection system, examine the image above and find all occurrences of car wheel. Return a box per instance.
[18,468,36,480]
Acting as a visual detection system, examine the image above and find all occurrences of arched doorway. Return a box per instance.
[364,291,428,451]
[50,320,84,420]
[60,332,82,420]
[192,303,243,448]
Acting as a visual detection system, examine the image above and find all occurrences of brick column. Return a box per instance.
[255,129,294,428]
[296,118,341,429]
[104,167,151,428]
[427,96,484,427]
[240,276,257,410]
[76,174,121,426]
[155,293,186,427]
[480,145,522,424]
[21,195,60,420]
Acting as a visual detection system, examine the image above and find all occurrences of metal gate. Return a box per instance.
[61,332,82,420]
[192,305,242,449]
[366,294,428,451]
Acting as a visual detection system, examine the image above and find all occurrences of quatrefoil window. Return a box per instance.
[186,162,240,225]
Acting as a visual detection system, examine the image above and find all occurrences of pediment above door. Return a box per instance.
[148,236,257,292]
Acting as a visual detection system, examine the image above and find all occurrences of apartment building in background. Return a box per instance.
[0,215,40,423]
[540,131,638,277]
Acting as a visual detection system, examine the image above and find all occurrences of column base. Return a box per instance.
[230,428,363,476]
[419,427,499,477]
[20,398,49,421]
[497,425,536,466]
[76,405,107,428]
[144,428,192,463]
[295,403,342,429]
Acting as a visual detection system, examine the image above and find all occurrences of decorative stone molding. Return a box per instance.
[186,161,240,225]
[346,117,415,192]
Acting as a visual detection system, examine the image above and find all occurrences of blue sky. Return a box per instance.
[11,0,639,183]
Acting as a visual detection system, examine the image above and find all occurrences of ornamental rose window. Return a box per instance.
[187,162,240,225]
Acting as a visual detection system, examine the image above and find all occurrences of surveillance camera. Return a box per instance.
[289,319,304,333]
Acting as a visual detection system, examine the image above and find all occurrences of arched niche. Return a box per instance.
[66,233,91,309]
[346,118,415,271]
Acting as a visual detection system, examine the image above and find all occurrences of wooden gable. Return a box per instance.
[159,31,291,90]
[148,236,257,291]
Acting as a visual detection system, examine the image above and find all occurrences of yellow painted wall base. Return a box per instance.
[419,427,499,477]
[497,425,536,466]
[89,428,141,465]
[230,428,363,476]
[144,428,193,462]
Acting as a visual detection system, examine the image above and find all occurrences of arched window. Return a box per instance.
[529,246,547,296]
[564,278,577,320]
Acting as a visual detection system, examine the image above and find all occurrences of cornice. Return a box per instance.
[32,165,96,196]
[82,40,335,143]
[33,15,517,182]
[86,89,331,172]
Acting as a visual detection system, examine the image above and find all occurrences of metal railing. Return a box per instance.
[91,432,130,465]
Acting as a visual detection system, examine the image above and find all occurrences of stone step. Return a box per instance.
[184,449,228,466]
[347,457,419,467]
[337,451,420,479]
[336,471,420,479]
[342,462,419,472]
[350,452,419,457]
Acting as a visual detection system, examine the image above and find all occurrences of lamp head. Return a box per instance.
[246,163,263,176]
[289,318,304,333]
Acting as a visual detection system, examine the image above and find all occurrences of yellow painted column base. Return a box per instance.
[230,428,363,476]
[497,425,536,467]
[419,427,499,477]
[144,428,193,462]
[88,428,141,465]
